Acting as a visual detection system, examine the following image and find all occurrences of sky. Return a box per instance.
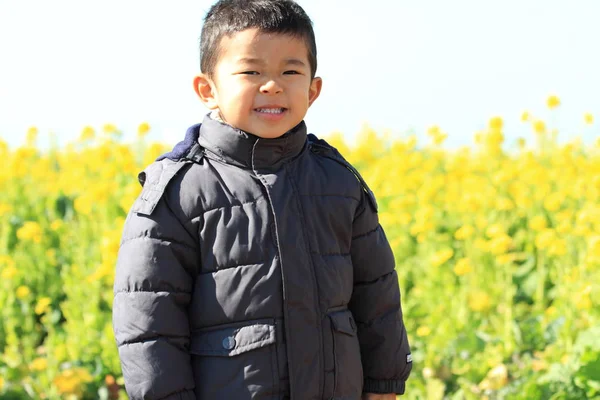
[1,0,599,150]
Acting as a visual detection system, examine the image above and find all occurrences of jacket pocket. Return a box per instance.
[190,319,280,399]
[328,309,363,399]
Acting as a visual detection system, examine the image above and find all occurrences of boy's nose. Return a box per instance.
[260,79,283,94]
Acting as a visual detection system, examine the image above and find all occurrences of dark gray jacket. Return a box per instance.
[112,115,412,400]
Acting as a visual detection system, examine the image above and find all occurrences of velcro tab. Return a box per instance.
[131,161,189,216]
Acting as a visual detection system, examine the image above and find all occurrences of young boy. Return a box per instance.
[112,1,412,399]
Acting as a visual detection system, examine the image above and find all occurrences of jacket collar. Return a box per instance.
[197,113,308,171]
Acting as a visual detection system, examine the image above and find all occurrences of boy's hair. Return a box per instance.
[200,0,317,79]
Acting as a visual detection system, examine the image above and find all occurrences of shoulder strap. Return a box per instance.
[307,134,378,212]
[131,160,190,216]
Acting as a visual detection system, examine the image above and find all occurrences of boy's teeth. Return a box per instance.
[256,108,284,114]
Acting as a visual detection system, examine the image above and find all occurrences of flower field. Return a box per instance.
[1,99,599,399]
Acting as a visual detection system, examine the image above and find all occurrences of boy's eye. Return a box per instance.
[240,71,259,75]
[284,70,300,75]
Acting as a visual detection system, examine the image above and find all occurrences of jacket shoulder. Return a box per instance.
[131,159,193,216]
[307,134,378,212]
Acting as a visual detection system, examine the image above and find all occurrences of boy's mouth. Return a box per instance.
[254,107,287,114]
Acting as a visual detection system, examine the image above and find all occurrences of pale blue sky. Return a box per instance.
[1,0,599,149]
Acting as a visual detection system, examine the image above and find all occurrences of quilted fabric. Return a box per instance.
[112,114,412,399]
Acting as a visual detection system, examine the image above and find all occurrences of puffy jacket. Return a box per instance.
[112,114,412,400]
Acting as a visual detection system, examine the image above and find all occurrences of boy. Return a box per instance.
[112,0,412,399]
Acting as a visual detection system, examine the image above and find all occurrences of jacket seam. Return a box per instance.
[120,234,197,253]
[299,193,360,202]
[351,224,380,240]
[117,335,189,346]
[310,251,350,257]
[355,304,400,327]
[202,197,264,214]
[354,270,395,286]
[114,289,190,295]
[208,261,265,273]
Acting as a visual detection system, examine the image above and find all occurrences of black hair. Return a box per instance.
[200,0,317,79]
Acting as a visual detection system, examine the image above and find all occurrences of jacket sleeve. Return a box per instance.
[348,188,412,395]
[112,165,198,400]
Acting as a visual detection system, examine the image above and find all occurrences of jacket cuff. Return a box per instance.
[363,379,406,395]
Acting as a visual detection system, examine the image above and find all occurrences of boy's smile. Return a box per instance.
[194,28,322,139]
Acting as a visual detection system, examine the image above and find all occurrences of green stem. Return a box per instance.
[536,252,546,312]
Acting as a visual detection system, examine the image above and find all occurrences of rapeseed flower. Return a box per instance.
[431,248,454,267]
[546,95,561,109]
[79,126,95,141]
[468,291,492,312]
[16,285,31,299]
[137,122,151,138]
[584,113,594,124]
[29,357,48,371]
[453,258,472,276]
[16,221,43,243]
[416,326,431,337]
[454,225,474,240]
[528,215,547,231]
[533,120,546,134]
[34,297,52,315]
[53,368,93,396]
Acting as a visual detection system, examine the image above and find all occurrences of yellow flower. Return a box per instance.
[26,126,39,145]
[486,223,504,238]
[584,113,594,125]
[427,125,441,137]
[53,368,93,396]
[1,255,18,279]
[35,297,52,315]
[431,248,454,267]
[102,123,118,134]
[489,116,503,131]
[30,357,48,371]
[1,264,18,279]
[544,193,563,212]
[520,111,530,122]
[496,253,518,264]
[496,197,514,211]
[535,229,555,250]
[480,364,508,390]
[587,236,600,258]
[16,221,43,243]
[137,122,151,138]
[416,326,431,337]
[16,285,31,299]
[50,220,64,231]
[453,258,472,276]
[469,291,492,312]
[454,225,474,240]
[517,137,526,149]
[533,120,546,134]
[548,238,567,257]
[79,126,95,141]
[528,215,547,231]
[574,286,592,310]
[489,234,512,255]
[546,95,560,109]
[0,202,12,217]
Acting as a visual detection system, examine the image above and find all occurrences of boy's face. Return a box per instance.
[194,28,322,139]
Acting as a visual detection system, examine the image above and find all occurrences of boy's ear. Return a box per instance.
[193,73,219,110]
[308,77,322,107]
